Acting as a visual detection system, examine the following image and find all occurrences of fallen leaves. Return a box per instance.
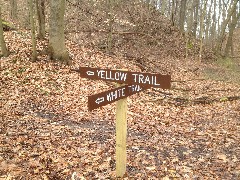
[0,28,240,179]
[216,154,228,163]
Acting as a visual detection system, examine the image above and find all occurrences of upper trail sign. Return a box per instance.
[75,67,171,89]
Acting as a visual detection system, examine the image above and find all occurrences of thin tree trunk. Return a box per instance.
[224,11,240,56]
[210,0,217,48]
[205,0,213,44]
[161,0,166,15]
[107,0,113,54]
[0,7,10,57]
[179,0,187,32]
[217,0,223,38]
[216,0,239,55]
[29,0,37,61]
[10,0,17,20]
[185,1,194,58]
[199,0,207,63]
[36,0,45,39]
[238,2,240,27]
[171,0,176,26]
[193,0,199,38]
[187,1,194,34]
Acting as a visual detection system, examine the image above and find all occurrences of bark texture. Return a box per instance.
[48,0,69,63]
[193,0,199,38]
[0,7,10,57]
[29,0,37,61]
[36,0,45,39]
[179,0,187,32]
[216,0,239,54]
[199,0,207,62]
[10,0,17,20]
[224,11,240,56]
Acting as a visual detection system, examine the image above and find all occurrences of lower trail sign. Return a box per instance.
[72,67,171,177]
[88,84,148,111]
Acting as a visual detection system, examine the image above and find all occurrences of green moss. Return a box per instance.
[187,41,193,49]
[220,97,228,102]
[1,19,15,31]
[18,67,27,73]
[11,58,17,64]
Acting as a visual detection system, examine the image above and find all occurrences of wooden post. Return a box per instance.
[116,82,127,177]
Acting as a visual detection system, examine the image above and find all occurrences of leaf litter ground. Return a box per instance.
[0,30,240,179]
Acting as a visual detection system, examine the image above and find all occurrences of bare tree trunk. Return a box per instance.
[238,2,240,27]
[199,0,207,63]
[217,0,222,38]
[185,1,194,58]
[224,10,240,56]
[193,0,199,38]
[205,0,213,44]
[28,0,37,61]
[210,0,217,48]
[161,0,167,15]
[216,0,239,55]
[107,0,113,54]
[0,7,10,57]
[48,0,70,64]
[10,0,17,20]
[187,1,194,34]
[36,0,45,39]
[179,0,187,32]
[171,0,176,26]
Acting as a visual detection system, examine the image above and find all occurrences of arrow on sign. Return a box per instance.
[87,71,95,76]
[95,97,104,104]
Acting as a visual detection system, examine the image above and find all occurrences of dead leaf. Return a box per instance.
[216,154,228,163]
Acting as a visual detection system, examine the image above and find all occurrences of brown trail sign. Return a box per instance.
[88,84,149,111]
[72,66,171,177]
[73,67,171,89]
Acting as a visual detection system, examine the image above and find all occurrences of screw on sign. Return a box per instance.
[72,67,171,177]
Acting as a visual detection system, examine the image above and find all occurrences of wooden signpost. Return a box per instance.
[72,67,171,177]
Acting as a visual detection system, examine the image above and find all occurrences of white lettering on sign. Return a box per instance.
[145,76,150,84]
[139,74,144,83]
[97,70,105,79]
[128,85,142,92]
[107,87,126,102]
[131,74,160,86]
[115,72,120,80]
[97,70,127,81]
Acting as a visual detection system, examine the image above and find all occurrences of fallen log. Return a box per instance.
[148,96,240,106]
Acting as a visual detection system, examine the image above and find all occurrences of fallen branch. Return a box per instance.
[151,89,173,96]
[65,29,156,39]
[148,96,240,105]
[171,78,206,83]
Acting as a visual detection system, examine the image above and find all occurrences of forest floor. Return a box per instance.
[203,57,240,85]
[1,30,240,179]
